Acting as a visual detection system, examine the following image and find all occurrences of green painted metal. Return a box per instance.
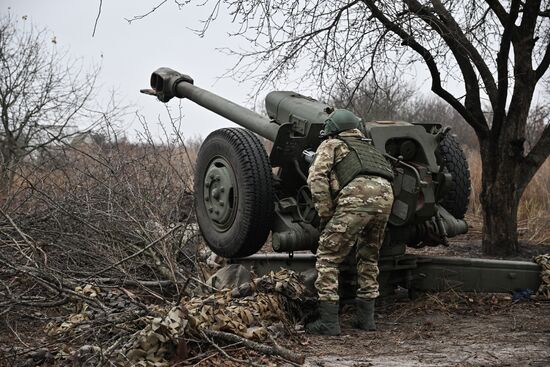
[143,67,279,141]
[203,157,237,232]
[410,256,541,293]
[233,253,542,297]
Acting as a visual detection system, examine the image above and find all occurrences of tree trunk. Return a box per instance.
[480,177,520,256]
[479,139,523,256]
[0,153,16,199]
[0,168,10,204]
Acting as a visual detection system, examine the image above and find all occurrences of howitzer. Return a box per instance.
[143,67,469,259]
[142,67,542,297]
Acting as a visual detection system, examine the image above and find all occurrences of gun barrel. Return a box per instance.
[148,68,279,141]
[175,82,279,141]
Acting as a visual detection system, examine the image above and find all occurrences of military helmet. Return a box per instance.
[323,109,361,136]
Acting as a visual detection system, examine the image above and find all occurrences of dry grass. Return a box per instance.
[466,149,550,245]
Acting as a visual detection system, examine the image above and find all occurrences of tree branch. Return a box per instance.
[87,223,183,279]
[492,0,521,136]
[124,0,168,24]
[92,0,103,37]
[203,329,305,365]
[427,0,498,108]
[361,0,489,137]
[535,41,550,79]
[522,123,550,180]
[486,0,510,25]
[408,1,486,127]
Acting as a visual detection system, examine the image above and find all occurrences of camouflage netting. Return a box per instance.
[534,254,550,299]
[43,268,305,366]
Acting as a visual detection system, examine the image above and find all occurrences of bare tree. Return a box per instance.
[525,104,550,151]
[0,14,100,193]
[331,74,415,121]
[405,96,479,149]
[140,0,550,256]
[331,76,479,148]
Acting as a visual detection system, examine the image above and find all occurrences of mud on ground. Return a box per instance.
[297,240,549,366]
[299,293,550,367]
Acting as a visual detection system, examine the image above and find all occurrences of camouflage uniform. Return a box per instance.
[307,128,394,301]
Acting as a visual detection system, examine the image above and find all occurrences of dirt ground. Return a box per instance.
[298,239,550,367]
[299,295,549,367]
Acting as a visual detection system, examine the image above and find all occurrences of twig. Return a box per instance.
[267,332,303,367]
[0,209,35,248]
[200,330,266,367]
[78,277,175,287]
[190,351,219,366]
[203,329,305,365]
[125,0,168,24]
[92,0,103,37]
[0,305,13,317]
[0,208,47,266]
[6,320,30,348]
[87,223,182,279]
[0,257,107,311]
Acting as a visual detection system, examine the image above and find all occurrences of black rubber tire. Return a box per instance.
[194,128,274,258]
[438,134,471,219]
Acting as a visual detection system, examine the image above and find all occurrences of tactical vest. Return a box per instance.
[333,137,394,189]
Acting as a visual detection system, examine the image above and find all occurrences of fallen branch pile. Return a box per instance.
[0,122,307,366]
[37,269,305,366]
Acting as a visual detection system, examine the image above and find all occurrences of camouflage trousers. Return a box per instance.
[315,175,393,302]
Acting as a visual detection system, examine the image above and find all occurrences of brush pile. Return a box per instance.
[38,268,305,366]
[0,129,305,366]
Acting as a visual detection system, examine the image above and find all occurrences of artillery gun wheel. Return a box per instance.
[438,134,471,219]
[194,128,274,258]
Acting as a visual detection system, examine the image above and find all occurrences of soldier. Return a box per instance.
[305,109,394,335]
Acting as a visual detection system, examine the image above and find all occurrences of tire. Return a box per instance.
[438,134,471,219]
[194,128,274,258]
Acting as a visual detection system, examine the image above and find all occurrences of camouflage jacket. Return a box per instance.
[307,128,364,218]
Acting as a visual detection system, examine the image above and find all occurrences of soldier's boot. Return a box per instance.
[305,301,341,336]
[353,298,376,331]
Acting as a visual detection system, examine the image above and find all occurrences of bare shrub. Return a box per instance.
[0,104,309,365]
[0,106,209,360]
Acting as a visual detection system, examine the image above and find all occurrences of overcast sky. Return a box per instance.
[3,0,270,139]
[11,1,536,142]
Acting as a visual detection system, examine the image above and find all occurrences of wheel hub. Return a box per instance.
[203,157,236,231]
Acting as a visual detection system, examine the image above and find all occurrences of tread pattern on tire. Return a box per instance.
[439,134,471,219]
[195,128,274,258]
